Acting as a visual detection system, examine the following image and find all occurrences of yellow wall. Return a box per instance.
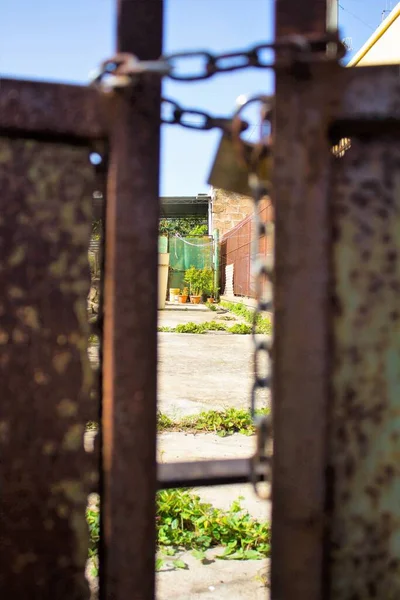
[348,3,400,66]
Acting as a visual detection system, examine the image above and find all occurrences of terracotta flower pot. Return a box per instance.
[178,295,188,304]
[207,297,215,304]
[190,295,201,304]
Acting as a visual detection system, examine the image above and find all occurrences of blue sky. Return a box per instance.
[0,0,391,195]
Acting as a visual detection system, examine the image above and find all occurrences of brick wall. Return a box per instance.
[220,198,273,299]
[211,188,253,236]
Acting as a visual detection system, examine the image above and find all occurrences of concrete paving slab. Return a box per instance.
[158,432,255,461]
[156,548,269,600]
[89,332,270,418]
[158,333,270,417]
[158,303,242,329]
[158,432,271,522]
[163,301,209,311]
[88,301,270,419]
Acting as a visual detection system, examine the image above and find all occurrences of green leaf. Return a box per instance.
[155,558,164,571]
[173,559,188,570]
[191,549,206,561]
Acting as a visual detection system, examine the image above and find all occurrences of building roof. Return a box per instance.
[160,195,211,218]
[348,2,400,66]
[92,194,211,220]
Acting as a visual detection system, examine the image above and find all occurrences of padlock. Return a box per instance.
[207,132,273,197]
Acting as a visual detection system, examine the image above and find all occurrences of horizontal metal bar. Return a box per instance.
[329,117,400,142]
[157,457,270,489]
[338,64,400,120]
[0,78,109,142]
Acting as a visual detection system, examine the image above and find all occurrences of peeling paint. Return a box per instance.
[12,329,27,343]
[8,286,24,299]
[0,329,9,344]
[57,399,78,418]
[16,306,40,330]
[62,424,84,451]
[0,136,96,598]
[53,351,72,374]
[330,140,400,598]
[8,247,26,267]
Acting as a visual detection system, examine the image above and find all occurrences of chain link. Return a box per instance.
[227,95,275,499]
[249,172,273,499]
[91,34,345,87]
[161,97,248,133]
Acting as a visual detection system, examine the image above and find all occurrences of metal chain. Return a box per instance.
[90,33,345,87]
[161,97,248,134]
[249,173,273,499]
[228,95,274,499]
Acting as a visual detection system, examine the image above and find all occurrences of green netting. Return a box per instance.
[169,236,213,271]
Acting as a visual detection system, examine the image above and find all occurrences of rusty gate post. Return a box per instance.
[0,81,106,599]
[101,0,162,598]
[328,68,400,599]
[273,0,400,598]
[272,1,334,598]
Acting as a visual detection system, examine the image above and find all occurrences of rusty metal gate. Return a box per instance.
[1,0,400,598]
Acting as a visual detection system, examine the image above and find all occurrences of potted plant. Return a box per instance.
[178,287,189,304]
[184,267,202,304]
[184,266,214,305]
[207,284,220,303]
[201,268,215,302]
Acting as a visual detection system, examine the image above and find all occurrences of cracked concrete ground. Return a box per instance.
[87,302,271,599]
[157,304,271,417]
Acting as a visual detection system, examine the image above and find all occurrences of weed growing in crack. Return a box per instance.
[87,490,271,571]
[158,320,253,334]
[157,407,270,436]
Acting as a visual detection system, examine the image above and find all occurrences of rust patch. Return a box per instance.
[0,78,109,142]
[0,137,96,598]
[330,140,400,599]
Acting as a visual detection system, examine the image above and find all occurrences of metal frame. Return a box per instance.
[1,0,400,598]
[273,2,400,600]
[100,2,163,598]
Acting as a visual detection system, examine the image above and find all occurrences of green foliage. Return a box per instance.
[157,407,270,437]
[228,323,252,334]
[158,320,253,334]
[87,491,271,565]
[159,218,207,237]
[88,333,99,345]
[91,220,102,240]
[87,506,100,557]
[200,320,226,331]
[184,266,214,296]
[188,223,208,236]
[157,413,174,429]
[88,253,97,277]
[220,301,273,335]
[156,490,270,559]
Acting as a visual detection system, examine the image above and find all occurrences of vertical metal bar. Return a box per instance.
[101,1,162,598]
[330,138,400,599]
[0,138,95,599]
[272,1,332,599]
[275,0,328,35]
